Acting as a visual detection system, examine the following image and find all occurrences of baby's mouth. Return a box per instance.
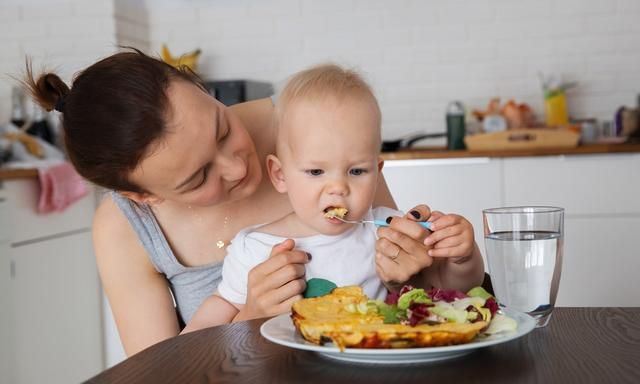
[323,206,349,220]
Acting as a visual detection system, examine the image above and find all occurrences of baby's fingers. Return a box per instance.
[428,246,466,258]
[428,213,461,232]
[430,236,463,251]
[423,223,462,246]
[427,210,445,222]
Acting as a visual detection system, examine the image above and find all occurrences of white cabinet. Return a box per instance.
[383,153,640,306]
[1,236,15,384]
[10,231,102,384]
[1,188,15,384]
[383,157,502,257]
[0,178,103,384]
[502,154,640,307]
[503,154,640,215]
[5,177,97,244]
[559,217,640,307]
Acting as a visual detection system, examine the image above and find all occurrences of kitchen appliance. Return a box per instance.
[381,132,446,152]
[204,80,273,106]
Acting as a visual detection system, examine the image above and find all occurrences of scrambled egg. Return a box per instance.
[324,207,348,219]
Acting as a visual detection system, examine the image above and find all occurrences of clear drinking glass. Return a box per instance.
[483,206,564,327]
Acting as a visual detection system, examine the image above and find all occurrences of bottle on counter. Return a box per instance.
[446,101,466,150]
[634,93,640,140]
[10,86,26,128]
[26,105,54,145]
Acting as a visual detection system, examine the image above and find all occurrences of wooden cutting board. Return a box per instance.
[464,129,580,151]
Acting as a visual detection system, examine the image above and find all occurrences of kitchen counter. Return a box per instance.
[0,167,38,181]
[380,142,640,160]
[2,143,639,181]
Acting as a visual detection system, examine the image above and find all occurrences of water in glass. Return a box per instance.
[483,206,564,327]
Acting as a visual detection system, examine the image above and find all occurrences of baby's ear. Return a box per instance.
[266,154,287,193]
[377,158,384,172]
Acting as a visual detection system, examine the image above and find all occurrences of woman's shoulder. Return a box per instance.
[93,194,161,285]
[230,97,275,156]
[94,193,129,234]
[93,194,147,263]
[230,97,273,134]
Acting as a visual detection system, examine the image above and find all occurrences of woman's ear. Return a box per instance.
[120,191,164,205]
[266,154,287,193]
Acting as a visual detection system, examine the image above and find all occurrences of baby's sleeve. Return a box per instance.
[217,231,269,305]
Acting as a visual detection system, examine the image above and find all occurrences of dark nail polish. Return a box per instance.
[410,210,421,219]
[385,216,393,224]
[306,252,312,261]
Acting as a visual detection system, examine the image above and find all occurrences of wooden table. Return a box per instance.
[86,308,640,384]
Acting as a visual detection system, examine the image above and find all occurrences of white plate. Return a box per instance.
[260,307,536,364]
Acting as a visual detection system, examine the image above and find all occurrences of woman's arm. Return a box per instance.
[93,197,180,356]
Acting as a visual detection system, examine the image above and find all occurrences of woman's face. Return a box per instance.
[129,80,262,207]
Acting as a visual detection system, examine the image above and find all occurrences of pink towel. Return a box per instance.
[37,162,89,213]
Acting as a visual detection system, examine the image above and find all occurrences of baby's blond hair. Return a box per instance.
[274,64,381,153]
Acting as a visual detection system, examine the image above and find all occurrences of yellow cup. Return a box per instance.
[544,91,569,127]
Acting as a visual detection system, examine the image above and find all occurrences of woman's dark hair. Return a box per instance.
[24,48,205,192]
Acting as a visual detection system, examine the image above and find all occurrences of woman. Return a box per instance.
[25,49,482,356]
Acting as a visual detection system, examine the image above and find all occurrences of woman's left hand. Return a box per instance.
[374,204,434,288]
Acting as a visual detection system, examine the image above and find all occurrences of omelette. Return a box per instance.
[291,286,492,350]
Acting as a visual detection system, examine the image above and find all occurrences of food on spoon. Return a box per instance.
[324,207,348,219]
[291,285,514,350]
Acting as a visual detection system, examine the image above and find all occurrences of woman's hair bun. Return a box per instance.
[23,61,70,112]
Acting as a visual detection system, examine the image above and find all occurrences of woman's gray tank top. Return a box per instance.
[110,192,222,324]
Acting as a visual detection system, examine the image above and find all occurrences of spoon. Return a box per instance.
[332,216,432,230]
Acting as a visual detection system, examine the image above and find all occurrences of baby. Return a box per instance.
[186,64,477,331]
[219,63,396,304]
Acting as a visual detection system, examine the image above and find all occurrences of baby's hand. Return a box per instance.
[423,211,475,261]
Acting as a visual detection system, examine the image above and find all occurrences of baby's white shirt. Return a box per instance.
[217,206,402,304]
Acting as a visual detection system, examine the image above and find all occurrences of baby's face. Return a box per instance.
[277,96,381,236]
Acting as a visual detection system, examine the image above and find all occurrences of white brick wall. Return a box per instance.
[2,0,639,140]
[0,0,117,124]
[114,0,150,51]
[145,0,640,140]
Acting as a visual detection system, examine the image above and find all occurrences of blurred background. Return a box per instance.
[1,1,639,383]
[2,0,639,139]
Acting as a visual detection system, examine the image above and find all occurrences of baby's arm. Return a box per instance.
[421,211,484,290]
[182,294,241,333]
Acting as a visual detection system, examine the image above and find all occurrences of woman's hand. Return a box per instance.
[375,206,484,292]
[236,239,308,321]
[374,204,434,290]
[423,211,475,261]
